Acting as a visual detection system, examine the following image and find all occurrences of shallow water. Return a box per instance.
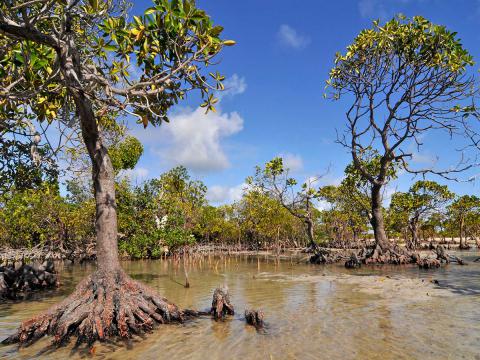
[1,251,479,359]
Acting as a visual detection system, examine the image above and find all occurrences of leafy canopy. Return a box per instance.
[326,15,475,186]
[328,15,473,94]
[109,136,144,172]
[0,0,235,128]
[390,180,454,221]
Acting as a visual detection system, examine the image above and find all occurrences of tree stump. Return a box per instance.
[210,287,234,320]
[244,309,264,329]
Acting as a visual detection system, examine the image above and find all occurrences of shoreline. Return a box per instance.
[1,241,477,265]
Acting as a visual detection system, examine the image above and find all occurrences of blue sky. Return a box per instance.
[125,0,480,204]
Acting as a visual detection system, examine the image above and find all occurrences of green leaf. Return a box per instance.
[103,44,118,52]
[144,7,156,15]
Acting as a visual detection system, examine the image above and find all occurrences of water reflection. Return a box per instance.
[0,252,479,359]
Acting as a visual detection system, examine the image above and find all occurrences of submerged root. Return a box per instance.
[2,269,186,347]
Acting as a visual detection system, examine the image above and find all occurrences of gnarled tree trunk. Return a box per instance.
[362,184,417,265]
[408,219,419,250]
[370,184,389,249]
[3,30,186,348]
[305,218,318,251]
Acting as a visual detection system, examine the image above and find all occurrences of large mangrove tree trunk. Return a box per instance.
[407,218,419,250]
[305,218,318,251]
[4,36,185,348]
[458,217,470,249]
[363,184,416,265]
[370,184,389,249]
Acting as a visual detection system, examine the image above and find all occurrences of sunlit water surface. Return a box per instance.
[1,251,479,359]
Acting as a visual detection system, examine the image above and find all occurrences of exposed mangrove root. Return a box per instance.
[448,254,467,265]
[2,269,188,347]
[0,243,96,264]
[434,245,449,263]
[435,245,466,265]
[345,253,361,269]
[210,287,234,320]
[417,245,466,269]
[0,261,57,301]
[356,243,418,266]
[244,309,264,329]
[309,248,349,264]
[417,257,441,269]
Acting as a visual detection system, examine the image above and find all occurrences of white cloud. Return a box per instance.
[277,24,310,49]
[358,0,387,19]
[316,200,331,211]
[408,139,438,166]
[219,74,247,99]
[121,167,149,182]
[316,174,343,187]
[281,153,304,172]
[383,184,398,206]
[207,183,246,204]
[412,151,437,166]
[131,73,247,174]
[134,107,244,173]
[358,0,412,20]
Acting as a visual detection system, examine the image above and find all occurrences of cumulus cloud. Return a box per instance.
[281,153,304,172]
[207,183,246,204]
[277,24,310,49]
[120,167,149,182]
[358,0,412,20]
[219,74,247,99]
[412,151,437,166]
[134,107,244,173]
[131,74,247,174]
[316,200,331,211]
[383,184,399,206]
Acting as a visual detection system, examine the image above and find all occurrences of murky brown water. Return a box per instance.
[1,252,479,359]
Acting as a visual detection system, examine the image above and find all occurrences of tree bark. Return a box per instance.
[370,184,389,249]
[77,97,120,273]
[408,219,419,250]
[59,27,120,273]
[459,217,464,249]
[305,218,317,250]
[2,24,189,347]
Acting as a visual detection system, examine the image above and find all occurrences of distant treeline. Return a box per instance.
[0,162,478,259]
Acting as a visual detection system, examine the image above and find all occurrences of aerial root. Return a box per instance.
[0,260,57,301]
[309,248,349,264]
[244,309,264,329]
[210,287,234,320]
[2,269,184,347]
